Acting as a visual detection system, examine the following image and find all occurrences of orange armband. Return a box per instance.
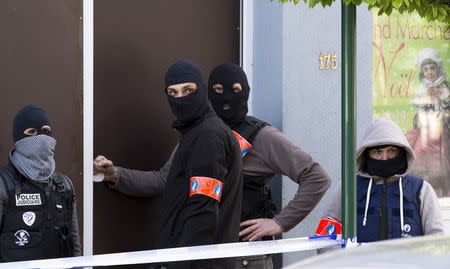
[189,176,223,202]
[232,131,252,157]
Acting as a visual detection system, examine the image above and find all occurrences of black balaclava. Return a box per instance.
[165,60,210,130]
[208,63,250,128]
[13,105,52,142]
[363,145,408,178]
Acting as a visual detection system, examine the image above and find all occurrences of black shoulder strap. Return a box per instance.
[52,172,73,194]
[234,116,269,144]
[0,167,16,229]
[50,172,75,232]
[0,167,17,193]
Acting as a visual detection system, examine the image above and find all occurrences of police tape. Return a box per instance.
[0,236,340,269]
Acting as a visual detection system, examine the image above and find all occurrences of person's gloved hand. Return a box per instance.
[239,218,283,241]
[93,155,119,183]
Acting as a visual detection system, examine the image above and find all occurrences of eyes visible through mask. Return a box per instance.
[212,83,243,94]
[167,82,198,98]
[367,146,400,160]
[23,125,52,136]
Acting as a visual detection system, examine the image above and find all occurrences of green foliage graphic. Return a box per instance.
[276,0,450,25]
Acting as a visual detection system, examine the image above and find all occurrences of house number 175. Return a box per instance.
[319,53,338,70]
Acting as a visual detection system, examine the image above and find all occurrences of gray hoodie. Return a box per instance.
[326,118,444,236]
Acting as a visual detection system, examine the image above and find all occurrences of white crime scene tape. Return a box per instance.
[0,236,340,269]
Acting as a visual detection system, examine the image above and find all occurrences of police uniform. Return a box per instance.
[158,109,242,269]
[0,162,81,262]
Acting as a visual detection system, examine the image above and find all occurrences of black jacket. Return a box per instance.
[159,110,242,268]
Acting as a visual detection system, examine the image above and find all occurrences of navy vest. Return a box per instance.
[0,163,74,262]
[356,175,424,242]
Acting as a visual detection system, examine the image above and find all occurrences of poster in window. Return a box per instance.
[372,9,450,197]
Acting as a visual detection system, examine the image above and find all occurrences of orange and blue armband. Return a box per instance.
[232,131,252,157]
[189,176,223,202]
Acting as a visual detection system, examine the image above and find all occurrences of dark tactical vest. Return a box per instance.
[234,116,277,223]
[0,164,74,262]
[357,175,423,243]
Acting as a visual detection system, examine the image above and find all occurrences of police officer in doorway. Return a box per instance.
[0,105,81,262]
[95,61,242,269]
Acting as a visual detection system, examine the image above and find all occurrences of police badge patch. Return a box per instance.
[15,193,42,206]
[22,212,36,226]
[14,230,30,246]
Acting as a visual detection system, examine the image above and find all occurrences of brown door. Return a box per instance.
[0,0,83,247]
[93,1,240,266]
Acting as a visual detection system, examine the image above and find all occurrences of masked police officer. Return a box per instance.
[0,105,81,262]
[207,64,331,268]
[95,61,242,269]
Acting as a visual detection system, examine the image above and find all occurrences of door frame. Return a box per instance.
[82,0,94,257]
[82,0,250,256]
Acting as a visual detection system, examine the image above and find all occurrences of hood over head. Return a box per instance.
[357,118,415,177]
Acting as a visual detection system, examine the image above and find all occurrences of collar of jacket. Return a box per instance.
[357,171,406,183]
[175,106,215,134]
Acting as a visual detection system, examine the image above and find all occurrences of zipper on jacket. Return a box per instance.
[379,181,388,240]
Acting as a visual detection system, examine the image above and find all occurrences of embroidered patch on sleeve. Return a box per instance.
[189,176,223,202]
[232,131,253,157]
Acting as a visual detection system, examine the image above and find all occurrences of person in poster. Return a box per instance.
[406,48,450,197]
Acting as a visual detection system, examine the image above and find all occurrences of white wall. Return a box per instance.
[281,3,373,265]
[251,1,373,266]
[251,0,283,129]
